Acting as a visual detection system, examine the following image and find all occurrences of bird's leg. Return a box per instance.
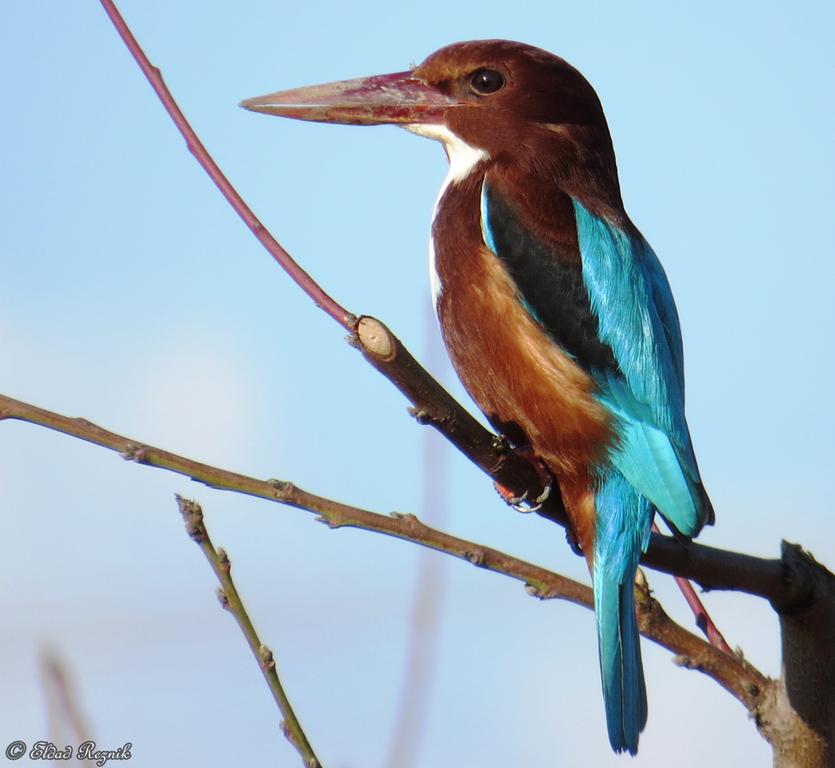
[651,521,732,653]
[492,442,554,514]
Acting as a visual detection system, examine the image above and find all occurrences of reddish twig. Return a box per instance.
[98,0,354,330]
[652,522,732,654]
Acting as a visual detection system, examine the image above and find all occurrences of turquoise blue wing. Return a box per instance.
[572,199,712,535]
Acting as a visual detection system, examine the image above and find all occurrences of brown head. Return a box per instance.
[241,40,622,209]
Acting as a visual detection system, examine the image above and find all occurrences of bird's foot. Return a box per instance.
[493,447,554,513]
[493,482,551,513]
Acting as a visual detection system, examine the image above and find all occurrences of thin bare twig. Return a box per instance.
[98,0,353,330]
[652,521,732,654]
[0,392,785,603]
[175,495,321,768]
[0,393,766,712]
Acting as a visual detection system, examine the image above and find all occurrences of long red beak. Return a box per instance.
[239,70,460,126]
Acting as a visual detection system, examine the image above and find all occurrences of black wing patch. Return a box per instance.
[481,181,618,374]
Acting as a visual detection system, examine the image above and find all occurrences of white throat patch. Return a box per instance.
[404,123,489,307]
[405,123,488,184]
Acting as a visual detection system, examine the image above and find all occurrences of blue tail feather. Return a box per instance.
[593,472,652,754]
[595,575,647,754]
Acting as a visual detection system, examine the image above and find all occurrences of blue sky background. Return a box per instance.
[2,1,833,766]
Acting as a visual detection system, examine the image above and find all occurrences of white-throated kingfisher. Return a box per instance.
[241,40,714,755]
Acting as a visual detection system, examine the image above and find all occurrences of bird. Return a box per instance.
[241,39,714,755]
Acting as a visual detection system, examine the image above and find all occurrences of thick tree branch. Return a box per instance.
[352,316,558,518]
[0,392,765,712]
[176,495,321,768]
[768,543,835,768]
[632,571,764,709]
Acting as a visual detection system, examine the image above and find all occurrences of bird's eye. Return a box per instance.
[469,68,505,95]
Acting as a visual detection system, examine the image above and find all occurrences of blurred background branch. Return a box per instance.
[385,308,450,768]
[39,648,94,766]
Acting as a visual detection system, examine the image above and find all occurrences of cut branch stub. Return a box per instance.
[356,316,395,360]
